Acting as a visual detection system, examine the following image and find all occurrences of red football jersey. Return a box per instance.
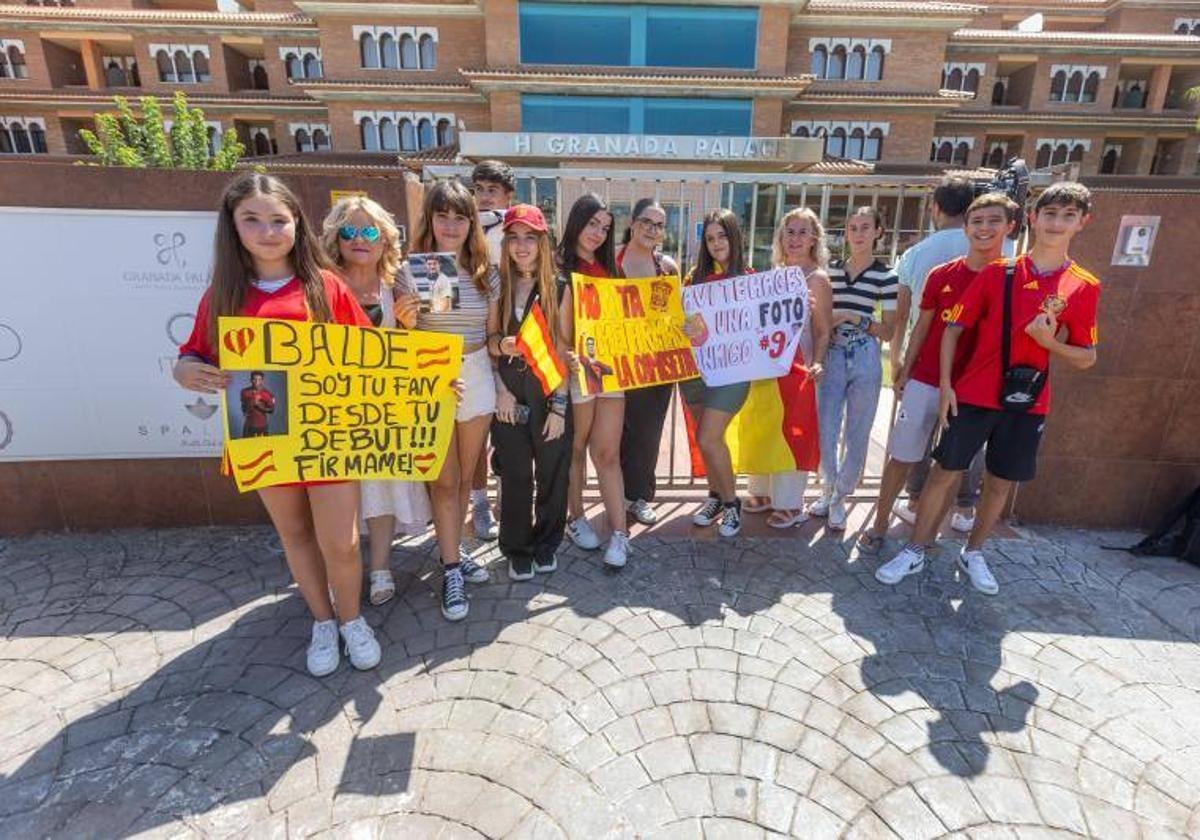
[909,258,980,388]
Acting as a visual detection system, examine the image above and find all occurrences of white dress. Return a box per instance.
[359,281,433,535]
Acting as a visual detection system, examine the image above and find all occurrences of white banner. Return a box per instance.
[681,267,809,387]
[0,207,222,460]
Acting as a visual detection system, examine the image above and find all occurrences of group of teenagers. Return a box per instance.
[174,162,1100,678]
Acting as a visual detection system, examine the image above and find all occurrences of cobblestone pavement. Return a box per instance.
[1,525,1199,839]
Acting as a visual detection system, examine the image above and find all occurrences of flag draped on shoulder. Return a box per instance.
[516,300,567,396]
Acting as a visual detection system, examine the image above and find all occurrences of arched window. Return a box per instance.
[294,127,312,153]
[400,34,418,69]
[1068,143,1084,163]
[1051,143,1069,166]
[866,46,884,81]
[1193,22,1200,36]
[1177,22,1190,34]
[865,127,883,160]
[436,118,453,146]
[174,49,193,83]
[156,49,175,82]
[828,45,846,80]
[991,80,1006,105]
[360,33,379,69]
[303,53,321,79]
[946,67,963,91]
[252,130,271,156]
[252,63,268,89]
[379,116,399,151]
[953,141,970,165]
[813,125,827,140]
[1082,71,1100,103]
[1066,70,1084,102]
[105,59,125,87]
[399,118,416,151]
[846,45,865,80]
[846,127,865,160]
[11,122,31,153]
[360,116,379,151]
[827,127,846,158]
[964,67,980,94]
[1035,143,1051,169]
[30,122,46,153]
[9,46,28,79]
[193,50,210,82]
[419,34,436,69]
[793,125,810,138]
[810,45,827,78]
[1100,147,1118,174]
[312,128,329,151]
[417,117,434,149]
[206,125,218,156]
[380,33,398,69]
[286,52,302,79]
[1050,70,1066,102]
[936,141,953,163]
[0,126,12,154]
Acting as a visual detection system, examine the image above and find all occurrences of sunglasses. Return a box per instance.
[338,225,381,243]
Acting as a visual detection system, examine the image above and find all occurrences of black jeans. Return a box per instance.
[492,359,572,567]
[620,383,673,504]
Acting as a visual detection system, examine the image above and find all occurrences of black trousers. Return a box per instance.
[620,382,673,504]
[492,360,573,566]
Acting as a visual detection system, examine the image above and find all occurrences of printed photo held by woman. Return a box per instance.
[616,197,680,528]
[321,195,432,607]
[489,204,573,579]
[810,206,898,530]
[558,193,632,569]
[744,208,832,529]
[395,179,501,621]
[174,172,381,677]
[681,209,752,538]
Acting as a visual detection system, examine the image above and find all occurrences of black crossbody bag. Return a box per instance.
[1000,260,1046,412]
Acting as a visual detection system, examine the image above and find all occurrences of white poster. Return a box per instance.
[0,207,222,460]
[681,267,809,387]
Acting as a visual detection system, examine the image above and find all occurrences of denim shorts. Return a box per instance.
[680,378,750,414]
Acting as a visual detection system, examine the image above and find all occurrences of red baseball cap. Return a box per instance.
[502,204,548,233]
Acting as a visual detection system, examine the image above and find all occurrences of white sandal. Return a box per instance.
[368,569,396,606]
[767,509,810,529]
[743,496,773,514]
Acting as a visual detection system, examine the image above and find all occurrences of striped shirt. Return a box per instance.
[398,265,500,345]
[827,258,899,319]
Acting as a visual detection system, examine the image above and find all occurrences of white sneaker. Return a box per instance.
[717,503,742,538]
[307,619,339,677]
[472,498,499,540]
[692,495,723,527]
[875,545,926,586]
[566,518,602,550]
[807,496,831,518]
[827,498,848,531]
[458,544,490,583]
[604,531,629,568]
[895,502,918,525]
[339,616,381,670]
[626,498,658,525]
[950,511,976,533]
[958,548,999,595]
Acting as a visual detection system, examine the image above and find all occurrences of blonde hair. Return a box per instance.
[321,195,403,286]
[499,227,561,349]
[413,179,492,294]
[772,207,829,268]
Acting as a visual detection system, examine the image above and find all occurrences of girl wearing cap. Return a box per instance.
[321,195,432,606]
[489,204,572,579]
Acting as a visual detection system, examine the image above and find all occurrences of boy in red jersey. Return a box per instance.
[857,193,1019,556]
[876,182,1100,595]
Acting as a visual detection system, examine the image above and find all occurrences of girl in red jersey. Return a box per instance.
[174,172,381,678]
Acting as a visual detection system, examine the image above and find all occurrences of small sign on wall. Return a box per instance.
[1111,215,1160,267]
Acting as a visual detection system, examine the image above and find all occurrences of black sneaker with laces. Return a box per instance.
[718,501,742,538]
[441,566,468,621]
[692,494,723,527]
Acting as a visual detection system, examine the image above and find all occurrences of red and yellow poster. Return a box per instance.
[572,273,698,395]
[218,317,462,491]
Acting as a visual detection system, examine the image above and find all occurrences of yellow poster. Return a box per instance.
[572,273,698,394]
[330,189,368,206]
[218,317,462,492]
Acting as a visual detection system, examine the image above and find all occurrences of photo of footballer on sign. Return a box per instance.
[407,252,460,313]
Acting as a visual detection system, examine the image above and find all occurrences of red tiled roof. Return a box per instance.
[0,4,314,25]
[0,89,318,107]
[240,151,410,172]
[952,28,1200,46]
[800,89,975,103]
[459,67,812,86]
[295,79,475,92]
[808,0,984,14]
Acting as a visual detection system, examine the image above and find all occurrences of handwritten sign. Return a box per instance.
[218,317,462,491]
[681,267,809,387]
[572,273,698,395]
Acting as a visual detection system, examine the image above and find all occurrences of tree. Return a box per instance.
[78,93,244,170]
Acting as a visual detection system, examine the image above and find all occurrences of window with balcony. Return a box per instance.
[0,41,29,79]
[519,2,757,69]
[1049,65,1104,103]
[942,63,982,95]
[930,136,973,165]
[292,123,330,153]
[357,111,454,151]
[809,39,887,81]
[281,47,322,80]
[0,117,48,154]
[151,44,211,84]
[102,56,139,87]
[793,121,886,161]
[523,94,752,136]
[355,27,436,70]
[1034,138,1088,169]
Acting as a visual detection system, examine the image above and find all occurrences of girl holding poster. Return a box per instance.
[489,204,572,579]
[681,209,752,537]
[396,180,501,621]
[809,207,898,531]
[321,196,432,607]
[174,172,382,677]
[744,208,832,529]
[558,194,631,569]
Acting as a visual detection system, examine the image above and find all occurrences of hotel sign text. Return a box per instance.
[459,132,820,164]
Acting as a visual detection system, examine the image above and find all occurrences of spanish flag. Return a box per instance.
[516,300,567,396]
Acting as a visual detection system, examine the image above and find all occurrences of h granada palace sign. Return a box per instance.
[459,132,822,165]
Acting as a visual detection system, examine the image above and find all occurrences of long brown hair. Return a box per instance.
[693,208,746,281]
[206,172,331,348]
[413,179,491,294]
[499,227,561,348]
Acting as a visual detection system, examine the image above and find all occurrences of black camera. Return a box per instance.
[975,157,1030,238]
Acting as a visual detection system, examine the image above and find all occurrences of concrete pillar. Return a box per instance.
[1133,135,1159,175]
[1146,63,1172,113]
[80,39,105,90]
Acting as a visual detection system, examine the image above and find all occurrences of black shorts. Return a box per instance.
[932,404,1046,482]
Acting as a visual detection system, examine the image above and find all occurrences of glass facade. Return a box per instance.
[522,95,752,137]
[519,2,757,70]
